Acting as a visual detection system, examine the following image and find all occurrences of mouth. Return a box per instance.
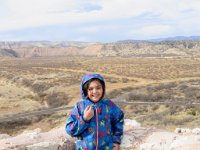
[92,95,100,98]
[92,95,99,98]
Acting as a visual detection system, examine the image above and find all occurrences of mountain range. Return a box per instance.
[1,36,200,57]
[118,36,200,43]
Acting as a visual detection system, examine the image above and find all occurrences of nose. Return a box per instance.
[93,88,97,93]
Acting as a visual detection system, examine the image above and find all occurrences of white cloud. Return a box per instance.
[6,0,74,15]
[78,24,121,33]
[0,0,200,41]
[129,25,173,39]
[71,36,90,42]
[0,0,105,31]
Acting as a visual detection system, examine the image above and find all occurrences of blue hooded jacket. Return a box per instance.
[66,74,124,150]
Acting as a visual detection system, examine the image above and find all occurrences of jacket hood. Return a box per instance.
[80,73,105,99]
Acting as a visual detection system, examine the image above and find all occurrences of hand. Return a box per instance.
[83,105,94,121]
[113,143,119,150]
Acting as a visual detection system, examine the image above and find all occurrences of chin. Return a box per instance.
[91,98,100,102]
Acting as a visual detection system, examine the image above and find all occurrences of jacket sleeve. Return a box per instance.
[66,103,90,137]
[110,102,124,144]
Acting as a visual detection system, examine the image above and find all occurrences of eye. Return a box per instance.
[97,86,101,90]
[88,88,93,91]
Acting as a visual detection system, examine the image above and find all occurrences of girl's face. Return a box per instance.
[87,80,103,102]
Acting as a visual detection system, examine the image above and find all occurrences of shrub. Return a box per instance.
[152,105,159,111]
[169,105,179,115]
[31,83,49,93]
[150,92,171,102]
[106,89,123,99]
[187,108,197,116]
[133,105,148,114]
[21,78,33,87]
[184,87,199,99]
[179,84,188,90]
[154,82,177,91]
[121,78,129,83]
[44,92,69,108]
[126,92,149,102]
[105,77,119,83]
[121,86,134,91]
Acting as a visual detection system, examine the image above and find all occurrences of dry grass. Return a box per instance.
[126,80,200,102]
[1,56,200,134]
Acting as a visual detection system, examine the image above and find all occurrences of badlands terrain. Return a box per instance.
[0,40,200,149]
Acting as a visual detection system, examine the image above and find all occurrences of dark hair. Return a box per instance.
[82,78,105,100]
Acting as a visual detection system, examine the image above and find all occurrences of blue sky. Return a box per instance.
[0,0,200,42]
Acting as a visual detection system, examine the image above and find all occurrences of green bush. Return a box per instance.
[187,108,197,116]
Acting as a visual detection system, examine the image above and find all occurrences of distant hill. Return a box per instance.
[1,39,200,58]
[118,36,200,43]
[149,36,200,42]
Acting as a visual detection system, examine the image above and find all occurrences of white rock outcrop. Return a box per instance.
[141,131,200,150]
[175,127,200,135]
[0,134,10,140]
[0,120,200,150]
[0,126,75,150]
[26,142,59,150]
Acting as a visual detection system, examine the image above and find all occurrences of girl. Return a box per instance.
[66,73,124,150]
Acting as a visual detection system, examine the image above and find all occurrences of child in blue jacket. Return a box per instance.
[66,73,124,150]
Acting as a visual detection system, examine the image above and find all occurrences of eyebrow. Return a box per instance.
[88,84,102,88]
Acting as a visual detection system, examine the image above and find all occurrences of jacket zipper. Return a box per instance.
[95,106,99,150]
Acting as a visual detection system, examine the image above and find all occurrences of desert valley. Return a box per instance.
[0,40,200,149]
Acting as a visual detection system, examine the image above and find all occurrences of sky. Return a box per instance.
[0,0,200,42]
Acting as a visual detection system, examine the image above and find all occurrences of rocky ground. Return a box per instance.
[0,119,200,150]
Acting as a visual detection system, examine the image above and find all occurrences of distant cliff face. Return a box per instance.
[1,40,200,57]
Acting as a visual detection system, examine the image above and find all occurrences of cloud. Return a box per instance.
[6,0,74,15]
[0,0,103,31]
[129,25,173,39]
[0,0,200,41]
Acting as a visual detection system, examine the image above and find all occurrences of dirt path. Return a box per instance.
[0,106,73,123]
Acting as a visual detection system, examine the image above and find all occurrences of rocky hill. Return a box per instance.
[1,40,200,57]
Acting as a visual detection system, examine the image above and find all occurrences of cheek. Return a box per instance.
[99,90,103,96]
[88,91,92,95]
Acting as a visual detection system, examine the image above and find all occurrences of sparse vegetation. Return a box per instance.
[1,56,200,134]
[44,92,69,108]
[126,80,200,103]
